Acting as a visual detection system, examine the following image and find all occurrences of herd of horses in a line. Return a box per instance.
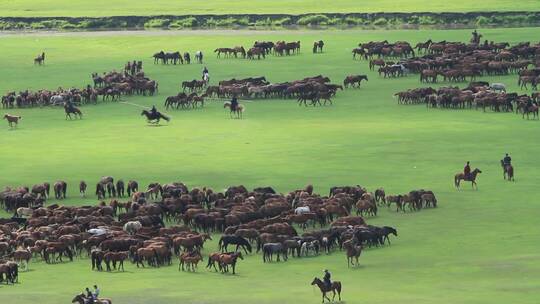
[152,50,203,65]
[395,81,539,119]
[1,181,436,286]
[213,40,324,59]
[353,36,540,86]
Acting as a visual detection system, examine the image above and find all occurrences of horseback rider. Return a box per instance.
[150,105,158,117]
[230,94,239,112]
[464,161,471,180]
[93,285,100,301]
[323,269,332,289]
[85,287,94,302]
[503,153,512,167]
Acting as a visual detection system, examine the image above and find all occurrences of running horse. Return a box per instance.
[3,114,21,128]
[224,102,244,119]
[141,109,170,124]
[34,52,45,65]
[72,293,112,304]
[454,168,482,189]
[64,103,83,119]
[500,160,514,181]
[311,277,342,303]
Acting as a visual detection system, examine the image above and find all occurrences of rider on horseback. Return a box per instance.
[503,153,512,166]
[464,161,471,180]
[323,269,332,289]
[230,94,239,112]
[150,105,158,117]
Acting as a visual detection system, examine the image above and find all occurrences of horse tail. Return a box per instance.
[454,175,459,187]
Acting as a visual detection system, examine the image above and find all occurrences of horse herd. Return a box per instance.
[0,181,438,284]
[213,40,322,60]
[354,38,540,86]
[395,81,539,119]
[152,50,203,65]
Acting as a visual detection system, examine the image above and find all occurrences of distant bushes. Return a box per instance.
[1,12,539,31]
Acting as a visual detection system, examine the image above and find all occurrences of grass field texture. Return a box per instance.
[0,28,539,304]
[1,0,540,17]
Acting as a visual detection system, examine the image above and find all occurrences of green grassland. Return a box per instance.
[0,28,539,304]
[1,0,539,17]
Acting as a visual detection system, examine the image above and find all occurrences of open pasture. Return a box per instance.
[1,28,540,304]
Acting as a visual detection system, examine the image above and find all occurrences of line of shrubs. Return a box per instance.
[1,13,540,31]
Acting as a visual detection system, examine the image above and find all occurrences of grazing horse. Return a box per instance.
[3,114,21,128]
[454,168,482,189]
[141,109,170,124]
[311,277,342,303]
[34,52,45,65]
[501,160,514,181]
[343,240,363,267]
[64,103,82,120]
[262,243,287,262]
[313,40,324,53]
[72,293,112,304]
[224,102,244,119]
[218,235,252,254]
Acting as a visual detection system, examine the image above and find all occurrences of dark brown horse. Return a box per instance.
[64,103,82,119]
[343,75,368,88]
[501,160,514,181]
[34,52,45,65]
[454,168,482,189]
[3,114,21,128]
[311,277,342,303]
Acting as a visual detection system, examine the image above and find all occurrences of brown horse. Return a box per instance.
[454,168,482,189]
[343,240,363,267]
[218,251,243,274]
[34,52,45,65]
[311,277,342,303]
[3,114,21,128]
[178,251,203,271]
[104,251,129,271]
[343,75,368,88]
[501,160,514,181]
[224,102,244,119]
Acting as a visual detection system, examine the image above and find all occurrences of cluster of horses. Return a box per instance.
[152,50,203,65]
[203,75,342,106]
[124,60,143,76]
[0,181,418,282]
[356,38,540,84]
[164,92,208,109]
[517,68,540,90]
[214,41,304,60]
[2,87,95,109]
[395,82,539,119]
[91,70,158,98]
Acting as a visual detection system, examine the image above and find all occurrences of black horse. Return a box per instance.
[141,109,170,124]
[262,243,288,262]
[64,103,82,119]
[218,235,252,254]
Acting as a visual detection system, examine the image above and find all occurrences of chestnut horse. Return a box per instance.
[454,168,482,189]
[311,277,342,303]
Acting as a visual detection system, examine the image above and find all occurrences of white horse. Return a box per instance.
[490,83,506,92]
[88,228,108,236]
[294,206,310,215]
[16,207,33,217]
[123,221,142,235]
[195,50,203,64]
[50,95,67,106]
